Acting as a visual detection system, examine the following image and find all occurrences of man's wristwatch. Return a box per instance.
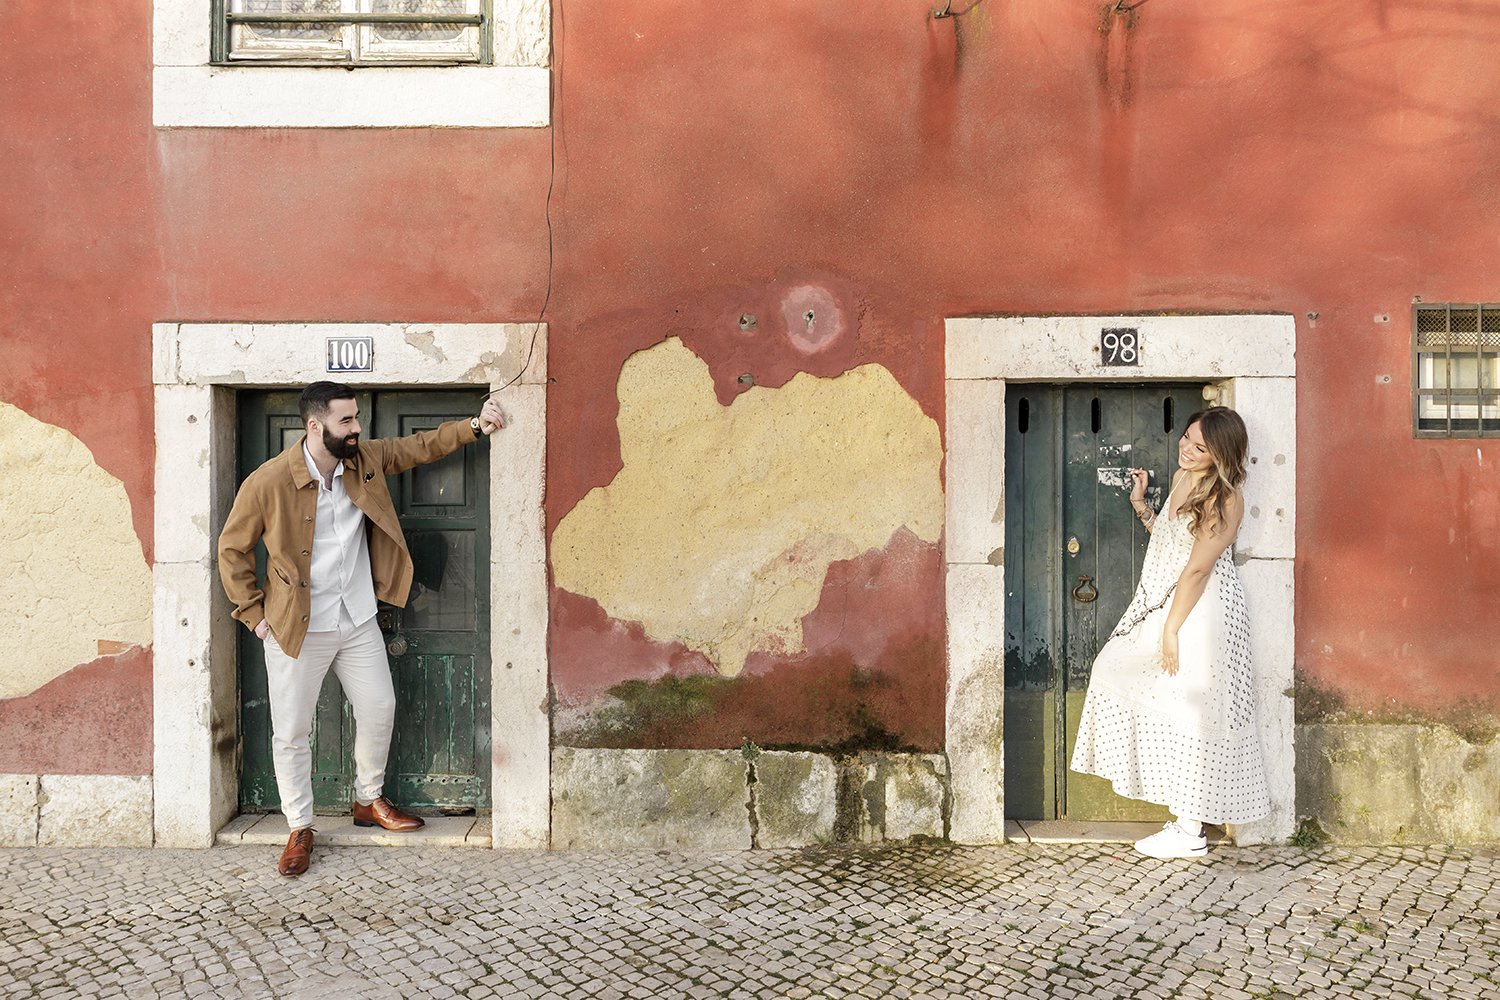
[469,416,483,437]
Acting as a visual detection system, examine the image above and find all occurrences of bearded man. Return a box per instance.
[218,381,505,876]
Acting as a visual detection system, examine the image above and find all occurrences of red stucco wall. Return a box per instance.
[2,1,1498,769]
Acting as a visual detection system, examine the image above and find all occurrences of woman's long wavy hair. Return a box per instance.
[1181,407,1248,537]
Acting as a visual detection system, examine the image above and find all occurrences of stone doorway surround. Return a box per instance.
[943,314,1297,845]
[151,322,549,849]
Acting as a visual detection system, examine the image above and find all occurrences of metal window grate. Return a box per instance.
[213,1,493,66]
[1412,303,1500,438]
[1416,306,1500,347]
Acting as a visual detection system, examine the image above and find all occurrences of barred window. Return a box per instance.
[215,1,490,66]
[1413,304,1500,437]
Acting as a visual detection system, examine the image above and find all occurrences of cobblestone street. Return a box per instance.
[2,842,1496,999]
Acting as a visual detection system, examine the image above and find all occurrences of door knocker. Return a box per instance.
[1072,575,1099,604]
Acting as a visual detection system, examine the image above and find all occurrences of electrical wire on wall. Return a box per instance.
[484,1,561,400]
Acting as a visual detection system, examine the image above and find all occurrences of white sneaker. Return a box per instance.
[1133,821,1208,859]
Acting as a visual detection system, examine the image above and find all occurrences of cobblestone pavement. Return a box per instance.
[2,842,1497,999]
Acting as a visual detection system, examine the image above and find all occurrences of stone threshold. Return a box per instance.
[216,813,491,848]
[1009,819,1230,845]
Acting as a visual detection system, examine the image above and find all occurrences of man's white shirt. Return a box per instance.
[303,443,379,631]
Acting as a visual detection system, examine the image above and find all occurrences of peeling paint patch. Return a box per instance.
[404,328,448,363]
[0,646,152,774]
[552,338,943,677]
[0,401,152,700]
[461,350,504,383]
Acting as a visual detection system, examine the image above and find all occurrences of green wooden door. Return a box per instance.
[237,390,491,816]
[1003,384,1205,821]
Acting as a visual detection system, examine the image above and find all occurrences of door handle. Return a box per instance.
[387,634,410,656]
[1072,575,1098,603]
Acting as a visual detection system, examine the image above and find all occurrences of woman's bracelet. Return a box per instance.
[1132,501,1155,526]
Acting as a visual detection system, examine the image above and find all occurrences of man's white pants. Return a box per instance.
[263,610,395,830]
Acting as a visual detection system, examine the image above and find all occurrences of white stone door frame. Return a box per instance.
[151,322,549,849]
[943,314,1297,845]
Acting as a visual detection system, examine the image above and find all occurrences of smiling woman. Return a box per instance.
[1070,406,1270,859]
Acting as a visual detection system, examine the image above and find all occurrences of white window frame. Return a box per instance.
[154,0,550,128]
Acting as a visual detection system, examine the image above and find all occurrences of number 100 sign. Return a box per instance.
[1100,327,1140,367]
[326,337,375,373]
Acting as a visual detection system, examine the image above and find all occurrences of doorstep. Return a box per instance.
[216,813,491,848]
[1010,820,1229,845]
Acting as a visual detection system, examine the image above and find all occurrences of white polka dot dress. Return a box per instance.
[1069,484,1271,825]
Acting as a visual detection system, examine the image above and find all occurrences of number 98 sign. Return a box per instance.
[1100,327,1140,367]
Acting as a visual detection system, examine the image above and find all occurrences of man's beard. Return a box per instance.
[323,426,360,460]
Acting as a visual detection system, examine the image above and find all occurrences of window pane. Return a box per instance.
[1418,352,1499,391]
[404,531,476,631]
[1441,356,1481,390]
[1417,392,1447,422]
[411,448,467,506]
[372,0,466,41]
[239,0,343,42]
[229,0,352,60]
[359,0,480,61]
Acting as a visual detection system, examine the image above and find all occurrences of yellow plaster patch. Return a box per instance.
[552,339,942,677]
[0,402,152,699]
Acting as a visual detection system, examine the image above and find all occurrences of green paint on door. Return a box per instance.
[1003,384,1205,821]
[238,390,491,816]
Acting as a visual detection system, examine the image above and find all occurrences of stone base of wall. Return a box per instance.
[9,725,1492,849]
[1296,723,1500,844]
[551,748,949,850]
[0,774,154,847]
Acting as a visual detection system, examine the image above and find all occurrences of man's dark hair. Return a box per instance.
[299,382,357,426]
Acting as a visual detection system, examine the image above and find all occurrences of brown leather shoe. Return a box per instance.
[352,796,425,832]
[278,827,314,877]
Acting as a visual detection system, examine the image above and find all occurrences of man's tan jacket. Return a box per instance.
[218,419,480,659]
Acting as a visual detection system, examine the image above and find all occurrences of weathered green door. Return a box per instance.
[1003,384,1205,821]
[237,390,491,816]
